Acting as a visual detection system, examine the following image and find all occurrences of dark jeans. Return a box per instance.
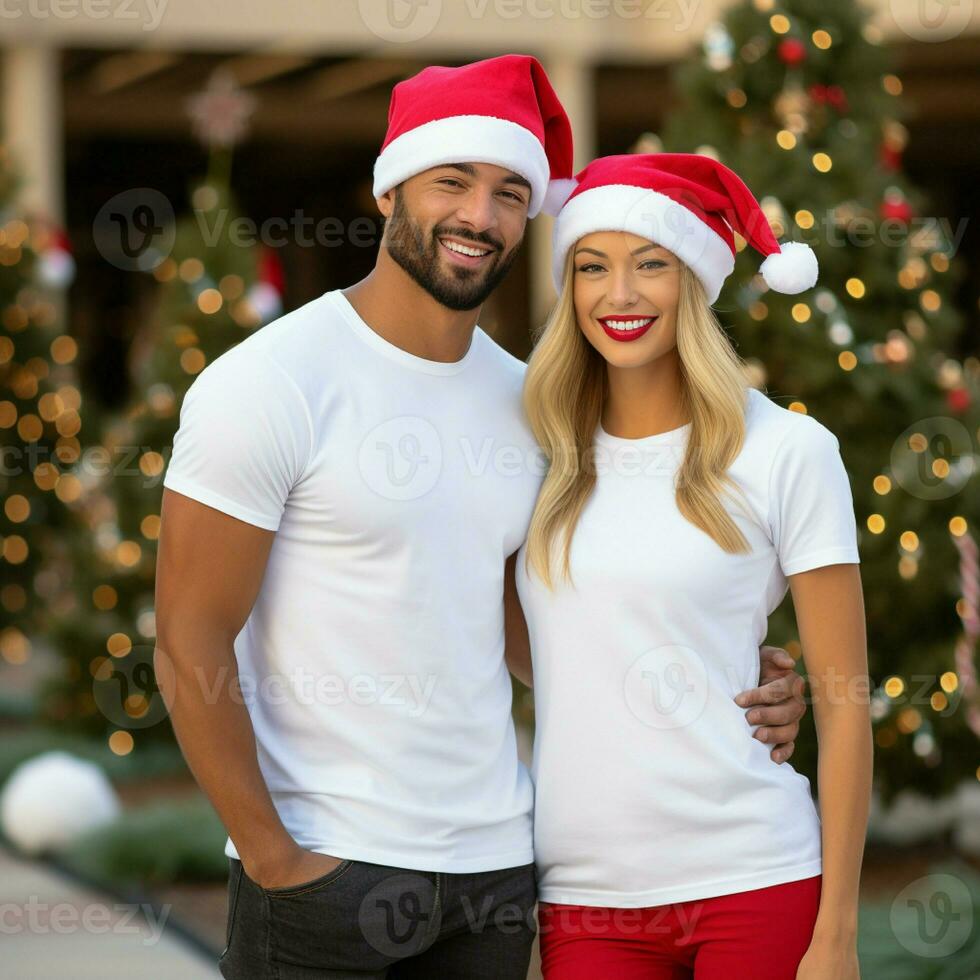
[218,855,538,979]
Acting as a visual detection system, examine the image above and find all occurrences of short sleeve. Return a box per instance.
[767,417,861,576]
[162,349,313,531]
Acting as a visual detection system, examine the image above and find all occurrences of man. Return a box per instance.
[155,55,806,980]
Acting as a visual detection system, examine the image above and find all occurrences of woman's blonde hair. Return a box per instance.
[523,249,753,589]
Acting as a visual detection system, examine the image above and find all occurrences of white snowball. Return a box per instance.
[0,751,121,855]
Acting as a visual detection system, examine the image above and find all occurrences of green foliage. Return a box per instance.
[857,861,980,978]
[659,0,979,796]
[0,164,78,636]
[42,172,265,744]
[0,729,187,788]
[56,795,228,885]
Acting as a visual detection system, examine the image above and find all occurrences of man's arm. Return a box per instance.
[735,645,807,763]
[503,550,533,688]
[155,488,342,889]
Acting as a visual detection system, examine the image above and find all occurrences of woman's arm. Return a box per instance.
[504,550,533,687]
[790,562,871,976]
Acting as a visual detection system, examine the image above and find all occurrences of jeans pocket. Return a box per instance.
[222,858,245,956]
[258,858,354,898]
[266,861,437,974]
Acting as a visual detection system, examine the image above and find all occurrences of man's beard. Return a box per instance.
[383,188,522,311]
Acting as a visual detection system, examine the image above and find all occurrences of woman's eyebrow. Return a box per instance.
[573,244,669,258]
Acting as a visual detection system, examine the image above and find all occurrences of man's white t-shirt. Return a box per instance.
[163,288,546,873]
[516,386,861,907]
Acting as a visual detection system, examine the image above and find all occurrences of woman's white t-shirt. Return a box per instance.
[515,386,861,907]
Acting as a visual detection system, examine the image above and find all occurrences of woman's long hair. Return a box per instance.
[523,251,754,589]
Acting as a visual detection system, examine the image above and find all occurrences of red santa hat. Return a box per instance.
[36,223,76,289]
[246,244,285,323]
[372,54,573,219]
[547,153,818,303]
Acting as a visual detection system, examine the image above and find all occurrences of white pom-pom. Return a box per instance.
[246,281,283,324]
[759,241,817,294]
[541,178,578,217]
[0,751,121,855]
[38,247,76,289]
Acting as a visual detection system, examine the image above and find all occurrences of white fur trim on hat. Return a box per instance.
[372,114,551,217]
[759,241,818,293]
[551,184,735,302]
[541,177,578,217]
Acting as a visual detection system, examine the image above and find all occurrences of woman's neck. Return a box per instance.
[601,348,690,439]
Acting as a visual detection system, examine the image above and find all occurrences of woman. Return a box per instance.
[516,154,871,978]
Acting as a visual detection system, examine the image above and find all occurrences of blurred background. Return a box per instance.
[1,0,979,976]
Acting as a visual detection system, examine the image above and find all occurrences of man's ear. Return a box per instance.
[376,191,395,219]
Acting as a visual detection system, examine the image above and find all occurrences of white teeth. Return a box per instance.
[603,317,654,331]
[441,239,490,257]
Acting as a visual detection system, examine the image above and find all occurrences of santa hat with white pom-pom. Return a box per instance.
[246,243,285,324]
[546,153,818,302]
[36,223,76,290]
[372,54,573,219]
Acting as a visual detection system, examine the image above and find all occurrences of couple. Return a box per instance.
[156,54,870,979]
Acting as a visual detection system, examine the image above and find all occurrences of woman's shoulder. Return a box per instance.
[733,389,845,497]
[743,387,840,454]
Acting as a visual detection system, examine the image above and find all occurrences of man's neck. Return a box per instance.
[342,253,480,364]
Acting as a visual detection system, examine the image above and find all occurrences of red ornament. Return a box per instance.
[809,83,848,113]
[879,198,914,223]
[778,38,807,66]
[256,244,286,295]
[879,142,903,171]
[947,386,971,414]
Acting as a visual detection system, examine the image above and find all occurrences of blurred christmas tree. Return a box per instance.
[0,143,82,669]
[645,0,980,798]
[42,69,284,748]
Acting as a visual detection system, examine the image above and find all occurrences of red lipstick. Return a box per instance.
[597,314,659,343]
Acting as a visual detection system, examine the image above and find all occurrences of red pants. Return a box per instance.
[538,875,821,979]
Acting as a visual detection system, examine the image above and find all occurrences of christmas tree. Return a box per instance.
[42,70,284,750]
[0,143,81,670]
[648,0,980,798]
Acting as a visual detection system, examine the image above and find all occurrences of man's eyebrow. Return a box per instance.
[439,163,532,193]
[502,173,532,192]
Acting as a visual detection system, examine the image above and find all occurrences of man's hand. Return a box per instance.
[734,645,806,764]
[245,841,347,892]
